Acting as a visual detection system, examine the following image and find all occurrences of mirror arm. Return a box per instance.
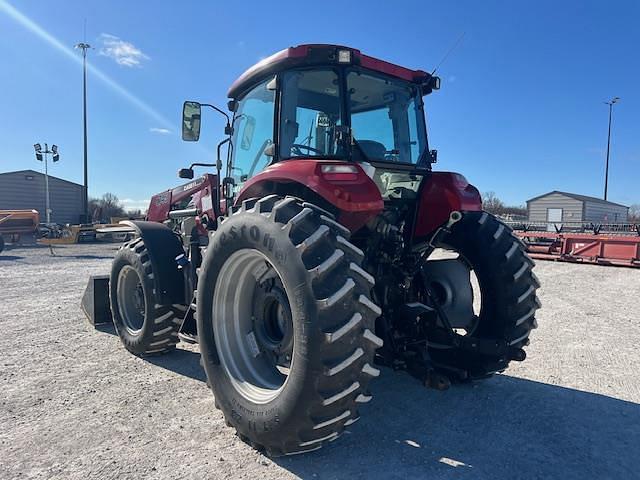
[189,162,216,169]
[201,103,232,133]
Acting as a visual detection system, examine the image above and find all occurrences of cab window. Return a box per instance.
[279,69,342,158]
[347,71,426,164]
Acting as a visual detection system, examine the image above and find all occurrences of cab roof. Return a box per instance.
[227,44,430,99]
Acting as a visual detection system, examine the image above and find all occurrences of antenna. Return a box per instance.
[430,32,466,76]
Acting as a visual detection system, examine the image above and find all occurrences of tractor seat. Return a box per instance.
[357,140,387,161]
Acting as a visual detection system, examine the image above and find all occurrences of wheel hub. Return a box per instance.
[253,284,294,358]
[133,284,145,313]
[116,265,146,334]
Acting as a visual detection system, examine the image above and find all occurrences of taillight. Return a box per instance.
[320,164,359,182]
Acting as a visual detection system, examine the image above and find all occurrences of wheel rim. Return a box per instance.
[212,249,294,404]
[117,265,146,334]
[423,248,481,335]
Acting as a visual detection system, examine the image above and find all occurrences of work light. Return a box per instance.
[337,49,352,64]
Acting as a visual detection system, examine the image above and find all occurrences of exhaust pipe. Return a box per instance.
[421,210,463,259]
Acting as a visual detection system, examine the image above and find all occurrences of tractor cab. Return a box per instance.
[183,45,440,204]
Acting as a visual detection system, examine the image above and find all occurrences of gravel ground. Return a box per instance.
[1,243,639,479]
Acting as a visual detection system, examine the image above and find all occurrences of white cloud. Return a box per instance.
[99,33,150,67]
[121,198,150,212]
[149,127,172,135]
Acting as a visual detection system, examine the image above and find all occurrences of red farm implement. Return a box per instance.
[514,230,640,268]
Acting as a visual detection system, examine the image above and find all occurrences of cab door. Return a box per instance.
[229,77,277,196]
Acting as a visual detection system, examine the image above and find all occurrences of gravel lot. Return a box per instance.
[1,242,639,479]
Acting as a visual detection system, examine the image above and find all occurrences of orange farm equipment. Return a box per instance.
[0,209,39,252]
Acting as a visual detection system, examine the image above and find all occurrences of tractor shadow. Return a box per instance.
[274,371,640,479]
[95,322,639,478]
[95,323,207,382]
[116,336,640,478]
[94,323,117,335]
[144,347,207,382]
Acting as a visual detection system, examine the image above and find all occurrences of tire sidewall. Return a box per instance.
[197,211,323,442]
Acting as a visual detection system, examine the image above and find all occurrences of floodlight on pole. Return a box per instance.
[33,142,60,223]
[75,41,91,223]
[34,143,43,161]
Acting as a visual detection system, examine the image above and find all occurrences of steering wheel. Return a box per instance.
[291,144,323,156]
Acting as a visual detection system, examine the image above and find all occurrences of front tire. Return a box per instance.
[110,238,185,355]
[197,196,383,455]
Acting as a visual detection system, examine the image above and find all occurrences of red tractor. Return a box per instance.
[103,45,540,455]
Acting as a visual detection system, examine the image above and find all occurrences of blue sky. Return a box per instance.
[1,0,638,210]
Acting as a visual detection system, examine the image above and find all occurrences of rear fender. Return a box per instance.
[236,160,383,232]
[122,221,186,305]
[413,172,482,239]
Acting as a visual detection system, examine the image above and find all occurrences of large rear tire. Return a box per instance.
[425,211,540,378]
[197,196,383,455]
[110,238,185,355]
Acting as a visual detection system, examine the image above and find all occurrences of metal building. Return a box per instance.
[0,169,83,224]
[527,191,628,226]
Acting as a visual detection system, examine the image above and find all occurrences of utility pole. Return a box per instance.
[75,41,91,223]
[603,96,620,201]
[33,143,60,223]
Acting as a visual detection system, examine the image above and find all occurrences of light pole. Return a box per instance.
[33,143,60,223]
[75,42,91,223]
[603,96,620,201]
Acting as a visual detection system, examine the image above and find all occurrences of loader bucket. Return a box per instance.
[81,275,112,326]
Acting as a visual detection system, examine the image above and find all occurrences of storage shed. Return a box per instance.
[0,169,83,224]
[527,191,628,225]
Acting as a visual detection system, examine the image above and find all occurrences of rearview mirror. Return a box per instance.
[178,168,194,179]
[182,101,201,141]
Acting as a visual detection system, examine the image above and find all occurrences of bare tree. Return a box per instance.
[89,193,126,223]
[482,192,527,219]
[482,191,505,215]
[629,204,640,222]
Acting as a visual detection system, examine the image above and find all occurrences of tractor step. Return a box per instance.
[178,332,199,344]
[177,291,198,342]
